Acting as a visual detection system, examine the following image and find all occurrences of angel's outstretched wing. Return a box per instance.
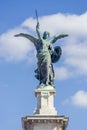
[49,34,68,44]
[14,33,38,46]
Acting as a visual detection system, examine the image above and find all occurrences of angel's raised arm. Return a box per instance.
[36,22,42,40]
[49,33,68,44]
[14,33,38,46]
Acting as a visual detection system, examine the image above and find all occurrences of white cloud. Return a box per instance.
[63,90,87,108]
[0,28,35,62]
[63,40,87,75]
[0,12,87,79]
[22,12,87,36]
[71,90,87,107]
[55,67,72,80]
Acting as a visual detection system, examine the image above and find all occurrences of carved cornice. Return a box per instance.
[22,116,69,129]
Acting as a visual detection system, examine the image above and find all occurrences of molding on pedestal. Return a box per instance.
[22,115,69,130]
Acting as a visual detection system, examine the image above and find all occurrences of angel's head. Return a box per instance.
[43,31,50,39]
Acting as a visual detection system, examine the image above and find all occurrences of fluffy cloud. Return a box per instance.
[0,12,87,79]
[63,90,87,108]
[55,67,72,80]
[63,39,87,75]
[22,12,87,36]
[71,90,87,107]
[0,28,35,62]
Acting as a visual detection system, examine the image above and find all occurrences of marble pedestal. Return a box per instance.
[34,85,57,115]
[22,85,69,130]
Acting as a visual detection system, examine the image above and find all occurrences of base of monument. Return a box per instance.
[22,115,69,130]
[21,85,69,130]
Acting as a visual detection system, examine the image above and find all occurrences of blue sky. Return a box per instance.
[0,0,87,130]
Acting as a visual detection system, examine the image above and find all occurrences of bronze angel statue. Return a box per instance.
[14,20,68,88]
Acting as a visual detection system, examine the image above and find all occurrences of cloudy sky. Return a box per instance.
[0,0,87,130]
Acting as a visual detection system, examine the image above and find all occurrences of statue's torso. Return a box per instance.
[36,39,51,62]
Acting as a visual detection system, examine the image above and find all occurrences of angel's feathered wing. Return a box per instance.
[15,33,38,46]
[24,34,38,46]
[49,34,68,44]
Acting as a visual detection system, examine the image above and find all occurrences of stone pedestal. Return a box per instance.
[22,85,69,130]
[34,85,57,115]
